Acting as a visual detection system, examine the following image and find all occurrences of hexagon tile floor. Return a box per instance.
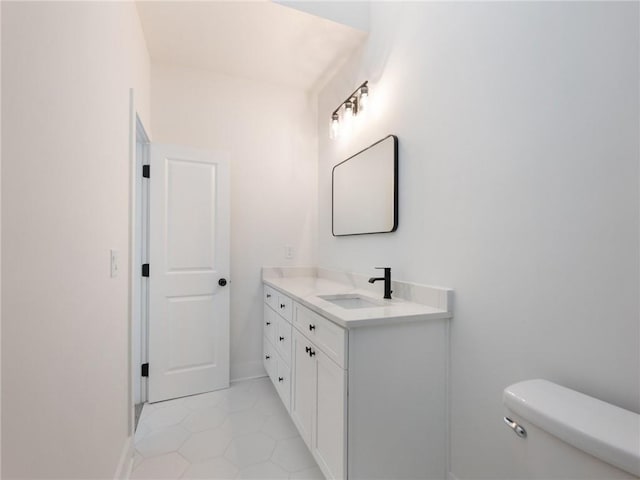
[131,377,324,480]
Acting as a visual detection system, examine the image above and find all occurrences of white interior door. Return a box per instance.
[148,143,230,403]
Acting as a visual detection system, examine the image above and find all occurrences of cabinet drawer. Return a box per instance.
[263,336,276,382]
[264,285,278,310]
[276,293,293,323]
[275,356,291,412]
[264,304,277,345]
[294,303,347,368]
[274,315,292,366]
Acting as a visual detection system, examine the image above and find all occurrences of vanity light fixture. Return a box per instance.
[329,81,369,139]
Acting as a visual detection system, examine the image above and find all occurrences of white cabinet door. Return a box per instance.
[315,350,347,480]
[291,329,316,447]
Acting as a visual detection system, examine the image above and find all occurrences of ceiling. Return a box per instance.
[136,1,367,91]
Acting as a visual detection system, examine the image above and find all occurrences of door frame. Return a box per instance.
[133,115,150,407]
[129,89,151,435]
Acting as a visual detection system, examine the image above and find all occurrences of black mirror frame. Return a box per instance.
[331,134,398,237]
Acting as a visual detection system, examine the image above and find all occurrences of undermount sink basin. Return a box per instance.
[318,294,384,310]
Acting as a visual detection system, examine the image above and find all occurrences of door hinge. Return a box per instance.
[141,363,149,377]
[142,165,150,178]
[142,263,149,277]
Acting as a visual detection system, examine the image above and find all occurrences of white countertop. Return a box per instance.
[263,274,453,329]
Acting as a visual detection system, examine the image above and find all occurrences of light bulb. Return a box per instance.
[330,112,340,139]
[359,85,369,113]
[343,100,354,132]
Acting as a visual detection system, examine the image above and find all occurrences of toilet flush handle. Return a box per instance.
[503,416,527,438]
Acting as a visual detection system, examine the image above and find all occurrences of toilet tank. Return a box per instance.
[503,380,640,479]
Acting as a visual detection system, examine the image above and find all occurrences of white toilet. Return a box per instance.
[503,379,640,479]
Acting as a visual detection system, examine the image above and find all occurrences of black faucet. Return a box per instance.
[368,267,392,299]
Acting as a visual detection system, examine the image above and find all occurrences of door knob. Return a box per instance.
[218,278,227,287]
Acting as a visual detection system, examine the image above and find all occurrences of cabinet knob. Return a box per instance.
[266,294,271,298]
[265,355,270,360]
[278,377,284,382]
[305,346,311,353]
[309,349,316,357]
[218,278,227,287]
[279,336,285,341]
[280,303,286,309]
[266,322,271,326]
[309,324,316,331]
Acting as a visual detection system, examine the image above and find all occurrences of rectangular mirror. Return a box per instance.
[332,135,398,236]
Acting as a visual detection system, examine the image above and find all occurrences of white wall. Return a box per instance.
[2,2,150,477]
[150,63,317,381]
[317,2,639,478]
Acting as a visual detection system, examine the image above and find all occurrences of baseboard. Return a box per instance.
[231,373,268,384]
[230,360,266,383]
[114,435,134,480]
[448,472,460,480]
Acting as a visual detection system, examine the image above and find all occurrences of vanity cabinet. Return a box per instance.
[263,281,449,480]
[264,286,347,479]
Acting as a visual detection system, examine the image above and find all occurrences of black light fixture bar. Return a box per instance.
[332,81,369,116]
